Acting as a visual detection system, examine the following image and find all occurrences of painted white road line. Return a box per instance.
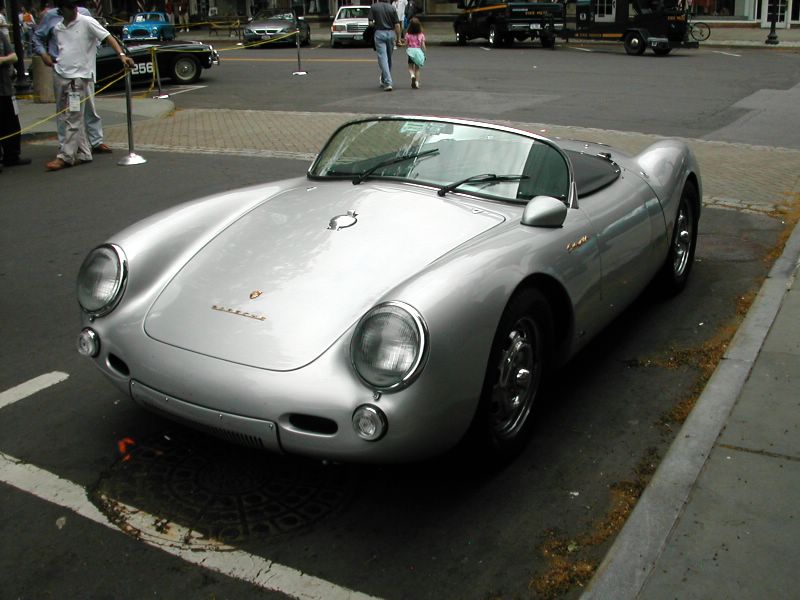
[713,50,742,57]
[0,371,69,411]
[570,46,593,52]
[0,451,381,600]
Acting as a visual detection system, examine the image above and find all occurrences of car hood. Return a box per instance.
[144,181,505,371]
[248,18,293,28]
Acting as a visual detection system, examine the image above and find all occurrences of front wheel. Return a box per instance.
[657,182,699,295]
[690,22,711,41]
[467,288,554,464]
[170,55,200,84]
[455,26,467,46]
[624,32,646,55]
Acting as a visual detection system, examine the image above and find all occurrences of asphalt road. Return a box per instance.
[1,44,797,599]
[153,43,800,148]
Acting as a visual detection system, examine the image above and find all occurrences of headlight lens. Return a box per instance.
[77,244,127,316]
[350,302,428,390]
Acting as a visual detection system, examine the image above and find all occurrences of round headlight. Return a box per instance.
[77,244,127,317]
[350,301,428,390]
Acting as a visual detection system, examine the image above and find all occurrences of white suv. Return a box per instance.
[330,5,372,47]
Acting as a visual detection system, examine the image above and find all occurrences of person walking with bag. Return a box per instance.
[405,17,425,89]
[368,0,402,92]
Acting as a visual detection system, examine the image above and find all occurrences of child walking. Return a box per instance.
[405,17,426,89]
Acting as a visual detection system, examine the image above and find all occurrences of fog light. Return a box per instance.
[352,404,387,441]
[77,328,100,357]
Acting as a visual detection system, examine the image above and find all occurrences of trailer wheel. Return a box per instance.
[489,24,502,47]
[624,32,646,55]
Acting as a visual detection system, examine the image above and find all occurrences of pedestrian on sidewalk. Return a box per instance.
[0,28,32,170]
[20,7,36,56]
[33,0,115,155]
[392,0,407,43]
[369,0,403,92]
[177,0,189,33]
[405,17,425,89]
[39,0,132,171]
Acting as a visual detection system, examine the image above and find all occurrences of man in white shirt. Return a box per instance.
[41,0,132,171]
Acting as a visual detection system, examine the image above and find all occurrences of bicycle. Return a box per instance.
[687,16,711,41]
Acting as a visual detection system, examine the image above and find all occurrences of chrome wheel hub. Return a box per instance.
[491,318,540,439]
[673,204,692,276]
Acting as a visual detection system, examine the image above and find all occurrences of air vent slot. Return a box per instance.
[289,414,338,435]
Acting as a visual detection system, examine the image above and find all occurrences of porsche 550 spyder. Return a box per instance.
[76,116,701,464]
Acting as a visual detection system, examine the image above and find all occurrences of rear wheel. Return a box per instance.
[624,32,646,55]
[541,31,556,49]
[455,25,467,45]
[690,22,711,41]
[468,288,554,464]
[657,181,699,294]
[170,55,200,84]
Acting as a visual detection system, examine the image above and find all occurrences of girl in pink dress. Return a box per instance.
[405,17,426,89]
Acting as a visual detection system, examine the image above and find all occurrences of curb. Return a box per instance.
[580,218,800,599]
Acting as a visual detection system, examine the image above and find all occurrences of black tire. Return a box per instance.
[331,36,339,48]
[170,55,200,84]
[301,28,311,46]
[541,32,556,49]
[624,32,646,55]
[652,47,672,56]
[455,26,467,46]
[690,22,710,41]
[488,24,502,48]
[467,288,554,464]
[657,181,699,295]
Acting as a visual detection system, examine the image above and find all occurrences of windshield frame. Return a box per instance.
[307,116,575,207]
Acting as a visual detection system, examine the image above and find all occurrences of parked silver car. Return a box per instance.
[77,116,701,464]
[330,5,371,47]
[243,9,311,47]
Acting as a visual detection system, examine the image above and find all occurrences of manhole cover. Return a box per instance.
[91,429,356,544]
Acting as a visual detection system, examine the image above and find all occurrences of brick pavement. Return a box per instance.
[100,108,800,215]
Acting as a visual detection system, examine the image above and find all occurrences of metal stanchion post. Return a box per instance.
[151,47,169,99]
[293,29,307,76]
[118,68,147,166]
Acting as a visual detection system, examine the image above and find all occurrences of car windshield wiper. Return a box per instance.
[352,148,439,185]
[437,173,529,197]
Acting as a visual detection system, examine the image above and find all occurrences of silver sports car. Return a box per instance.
[76,116,701,464]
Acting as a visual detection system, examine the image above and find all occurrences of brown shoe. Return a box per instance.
[92,143,113,154]
[46,158,72,171]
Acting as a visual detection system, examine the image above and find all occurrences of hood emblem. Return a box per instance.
[212,304,267,322]
[328,210,358,231]
[250,290,263,300]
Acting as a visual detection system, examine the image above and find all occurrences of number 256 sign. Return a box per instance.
[131,62,154,75]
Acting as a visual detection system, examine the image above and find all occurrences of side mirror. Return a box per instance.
[521,196,568,228]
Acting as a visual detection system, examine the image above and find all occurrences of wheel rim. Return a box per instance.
[174,58,197,82]
[489,27,497,46]
[489,317,541,440]
[672,201,693,277]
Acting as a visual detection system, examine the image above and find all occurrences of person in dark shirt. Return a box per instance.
[0,28,32,169]
[368,0,403,91]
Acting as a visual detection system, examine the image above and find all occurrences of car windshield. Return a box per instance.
[253,10,295,20]
[337,7,370,19]
[134,13,163,22]
[309,118,570,203]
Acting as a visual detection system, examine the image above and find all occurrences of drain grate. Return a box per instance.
[92,429,356,544]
